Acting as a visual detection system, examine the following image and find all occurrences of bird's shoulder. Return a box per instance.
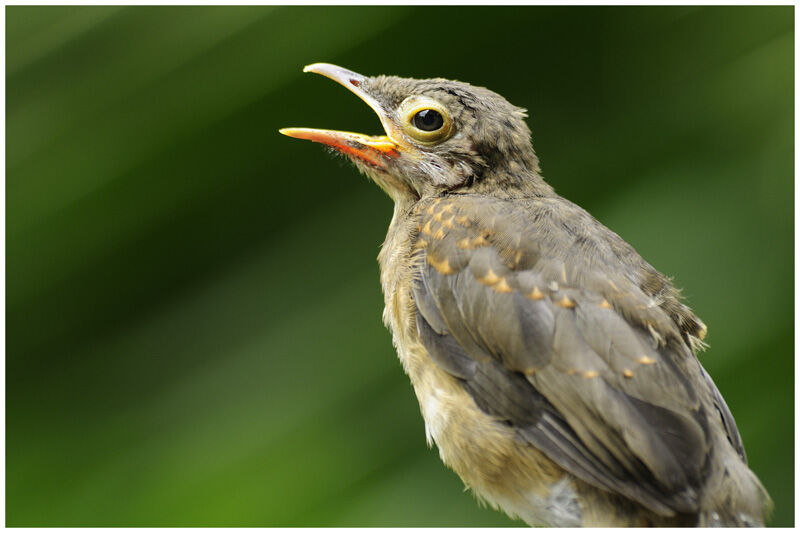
[410,193,706,351]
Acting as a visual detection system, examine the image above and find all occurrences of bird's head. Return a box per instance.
[280,64,551,204]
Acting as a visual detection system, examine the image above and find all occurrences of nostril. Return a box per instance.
[349,78,361,87]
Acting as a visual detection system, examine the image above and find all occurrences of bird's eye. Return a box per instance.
[399,97,453,144]
[412,109,444,132]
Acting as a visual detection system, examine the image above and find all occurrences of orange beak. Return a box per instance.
[279,127,399,168]
[279,63,400,169]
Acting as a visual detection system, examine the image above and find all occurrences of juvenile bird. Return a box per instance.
[280,64,771,527]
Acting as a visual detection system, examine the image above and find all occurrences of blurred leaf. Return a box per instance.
[6,6,793,526]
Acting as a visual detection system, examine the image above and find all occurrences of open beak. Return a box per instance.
[279,63,400,169]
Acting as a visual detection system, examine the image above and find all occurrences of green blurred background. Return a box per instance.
[6,6,793,526]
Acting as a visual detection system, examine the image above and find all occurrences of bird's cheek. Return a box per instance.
[387,157,431,196]
[407,156,472,193]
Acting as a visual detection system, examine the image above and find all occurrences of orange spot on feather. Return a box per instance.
[493,278,513,293]
[555,295,576,308]
[472,235,488,247]
[527,286,545,300]
[479,268,501,286]
[427,255,454,275]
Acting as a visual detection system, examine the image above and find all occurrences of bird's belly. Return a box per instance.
[394,335,583,527]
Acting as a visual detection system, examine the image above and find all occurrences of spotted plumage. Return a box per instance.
[281,64,771,527]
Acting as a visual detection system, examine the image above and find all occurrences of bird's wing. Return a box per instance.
[411,194,738,516]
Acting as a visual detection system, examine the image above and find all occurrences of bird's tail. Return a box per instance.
[697,449,773,527]
[698,510,765,527]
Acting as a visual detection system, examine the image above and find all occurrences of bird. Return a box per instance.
[279,63,772,527]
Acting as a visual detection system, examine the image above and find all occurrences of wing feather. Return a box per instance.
[410,195,732,515]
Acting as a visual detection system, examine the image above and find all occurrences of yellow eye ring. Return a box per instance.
[398,97,453,145]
